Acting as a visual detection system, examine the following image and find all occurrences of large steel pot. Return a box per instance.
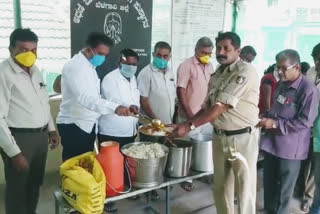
[165,140,193,177]
[121,142,169,188]
[190,133,214,172]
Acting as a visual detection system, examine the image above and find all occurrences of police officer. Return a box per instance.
[170,32,260,214]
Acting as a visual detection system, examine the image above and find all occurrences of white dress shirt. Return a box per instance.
[98,68,140,137]
[0,57,55,157]
[137,64,176,124]
[57,51,118,133]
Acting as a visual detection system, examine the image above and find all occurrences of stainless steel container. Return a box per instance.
[190,133,214,172]
[139,130,166,144]
[165,140,193,177]
[121,142,169,188]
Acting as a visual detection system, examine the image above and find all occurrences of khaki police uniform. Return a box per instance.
[204,58,260,214]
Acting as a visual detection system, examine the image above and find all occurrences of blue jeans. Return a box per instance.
[310,153,320,214]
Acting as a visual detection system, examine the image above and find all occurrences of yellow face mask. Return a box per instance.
[198,55,210,64]
[15,51,37,67]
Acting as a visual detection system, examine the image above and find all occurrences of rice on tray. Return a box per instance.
[139,125,173,136]
[122,143,165,159]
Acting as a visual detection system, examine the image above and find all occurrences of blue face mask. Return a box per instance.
[153,57,168,69]
[120,63,137,78]
[88,49,106,67]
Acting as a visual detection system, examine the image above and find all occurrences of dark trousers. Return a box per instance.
[295,142,315,200]
[97,134,136,148]
[310,153,320,214]
[263,152,301,214]
[57,123,96,161]
[1,131,48,214]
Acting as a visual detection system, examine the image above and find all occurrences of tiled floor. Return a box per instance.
[0,169,311,214]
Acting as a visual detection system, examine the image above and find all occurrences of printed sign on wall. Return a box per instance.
[71,0,153,79]
[171,0,225,73]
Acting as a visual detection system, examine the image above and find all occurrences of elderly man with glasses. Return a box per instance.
[258,49,319,214]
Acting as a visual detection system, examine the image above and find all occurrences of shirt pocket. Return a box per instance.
[206,88,217,107]
[96,78,101,95]
[277,95,297,119]
[134,87,140,99]
[213,81,228,99]
[190,69,198,80]
[168,78,176,95]
[130,87,140,105]
[37,82,49,102]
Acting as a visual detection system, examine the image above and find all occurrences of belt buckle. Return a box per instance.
[40,126,47,132]
[216,129,224,135]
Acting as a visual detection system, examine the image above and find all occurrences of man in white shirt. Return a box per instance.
[137,42,175,201]
[98,49,140,146]
[98,49,140,212]
[57,32,131,161]
[0,28,60,214]
[137,41,176,124]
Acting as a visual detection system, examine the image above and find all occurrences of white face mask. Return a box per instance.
[119,63,137,78]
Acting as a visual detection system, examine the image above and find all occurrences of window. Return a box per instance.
[151,0,172,49]
[20,0,70,94]
[236,0,320,76]
[0,0,15,61]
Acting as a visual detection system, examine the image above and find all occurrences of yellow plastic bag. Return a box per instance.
[60,152,106,214]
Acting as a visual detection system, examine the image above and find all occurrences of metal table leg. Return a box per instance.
[55,196,60,214]
[146,191,151,206]
[144,191,159,213]
[54,191,68,214]
[165,185,171,214]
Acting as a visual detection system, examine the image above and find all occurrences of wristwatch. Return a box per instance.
[189,122,196,130]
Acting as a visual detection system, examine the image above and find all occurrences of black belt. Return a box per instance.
[9,125,48,133]
[214,127,252,136]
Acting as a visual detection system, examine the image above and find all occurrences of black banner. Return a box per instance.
[71,0,153,79]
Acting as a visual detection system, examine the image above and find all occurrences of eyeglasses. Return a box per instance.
[275,63,297,74]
